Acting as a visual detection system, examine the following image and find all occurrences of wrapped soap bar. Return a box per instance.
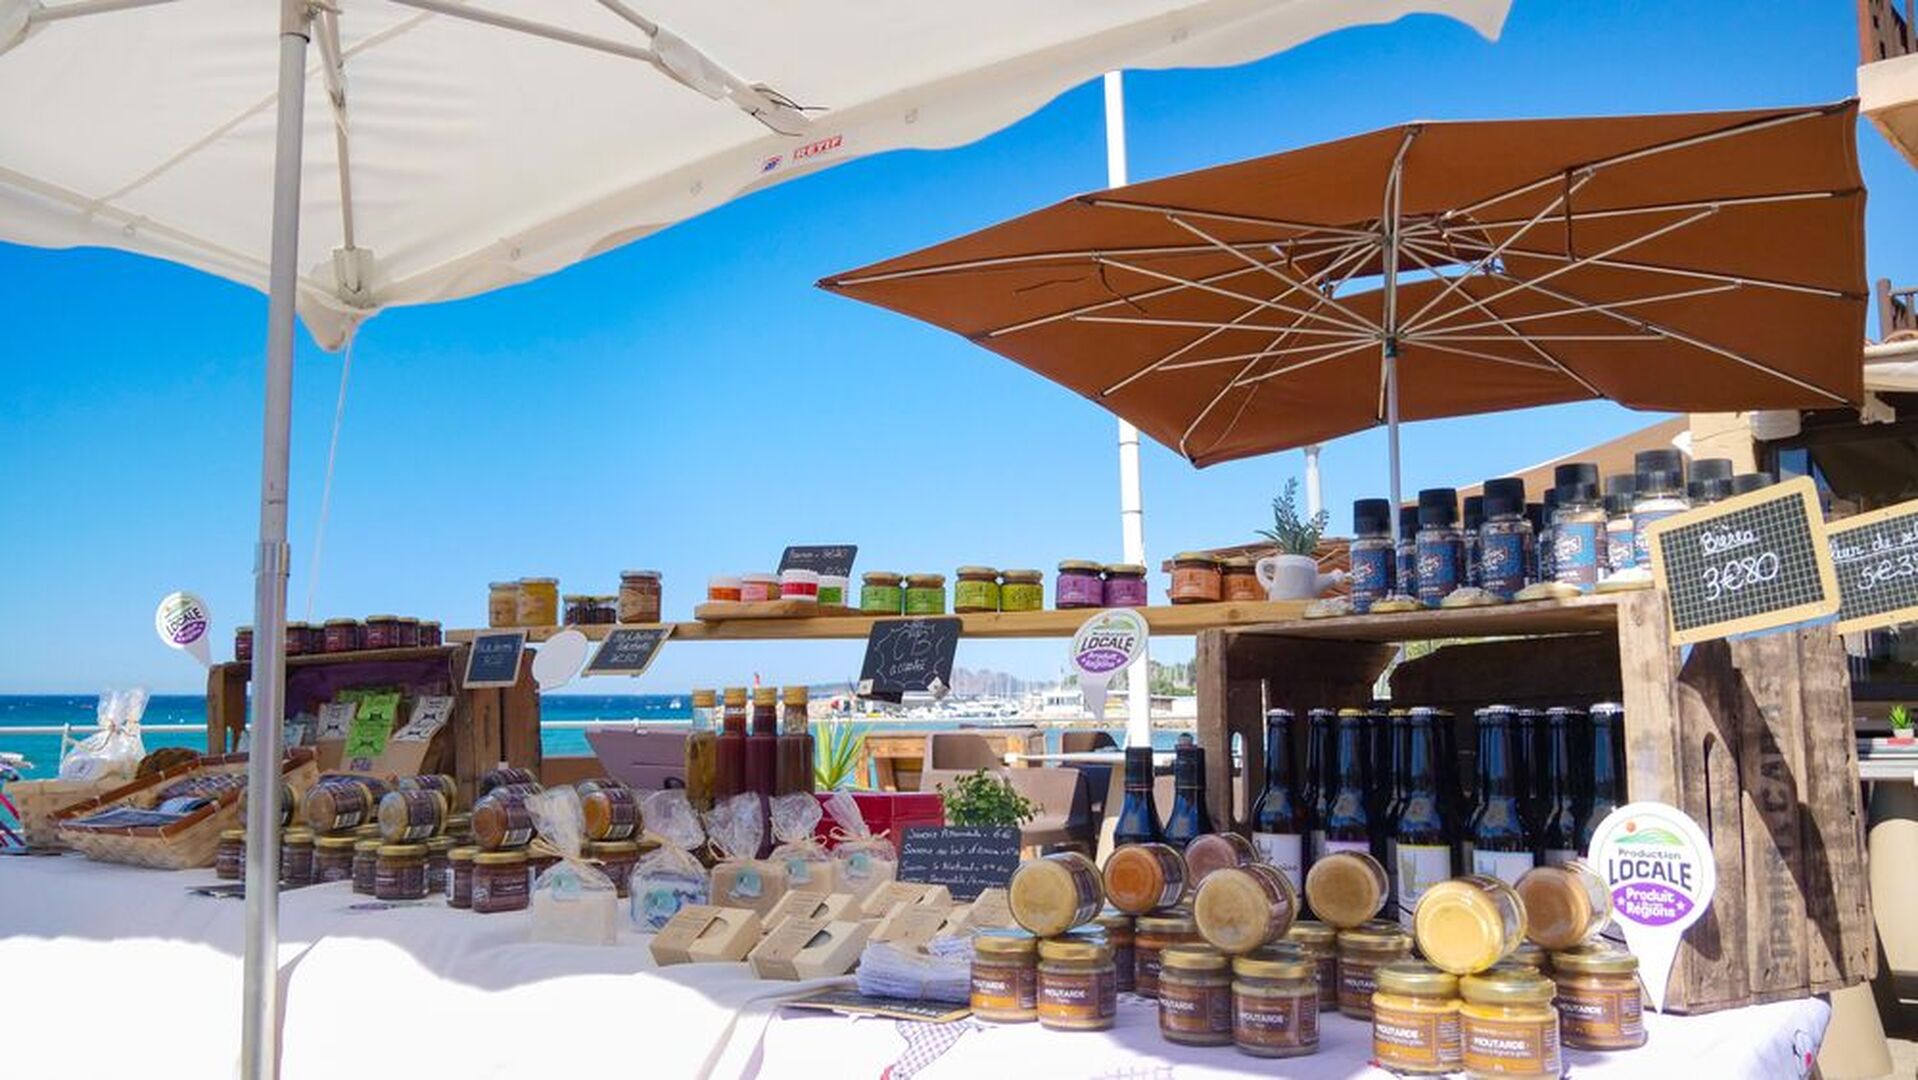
[705,793,789,917]
[630,789,710,932]
[860,881,953,919]
[651,904,761,966]
[768,792,839,895]
[763,890,858,936]
[823,790,897,899]
[526,787,619,946]
[750,916,873,980]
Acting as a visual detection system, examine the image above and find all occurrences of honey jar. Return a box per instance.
[1231,947,1320,1058]
[1372,961,1463,1075]
[1009,851,1104,937]
[516,577,559,626]
[487,582,519,627]
[1459,966,1563,1079]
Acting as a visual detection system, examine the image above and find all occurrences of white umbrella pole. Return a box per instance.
[242,4,311,1078]
[1105,70,1152,747]
[1382,133,1411,539]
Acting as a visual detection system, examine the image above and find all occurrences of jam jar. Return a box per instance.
[1055,561,1105,609]
[1232,947,1321,1058]
[1010,851,1104,937]
[1459,967,1562,1079]
[397,773,459,807]
[517,577,560,626]
[860,572,905,614]
[971,929,1040,1023]
[1373,961,1464,1074]
[563,594,594,625]
[1000,570,1044,612]
[215,829,246,880]
[588,839,643,898]
[1283,920,1340,1011]
[487,581,520,627]
[1550,946,1645,1051]
[377,789,447,843]
[1220,556,1263,601]
[1036,937,1118,1032]
[448,846,479,908]
[582,785,641,841]
[280,827,316,886]
[478,766,539,798]
[363,614,402,650]
[1101,564,1149,608]
[904,574,946,615]
[1336,922,1414,1018]
[396,617,421,647]
[471,789,536,849]
[1158,944,1234,1047]
[283,622,310,656]
[618,569,663,624]
[472,850,531,913]
[953,567,1002,613]
[424,835,455,895]
[1094,909,1137,993]
[351,838,382,895]
[303,779,375,833]
[313,835,357,883]
[322,618,360,654]
[419,620,443,647]
[375,843,429,900]
[1134,911,1203,999]
[1184,831,1257,887]
[1169,553,1223,603]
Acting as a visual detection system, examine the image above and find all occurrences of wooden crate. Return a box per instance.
[205,644,540,808]
[1194,589,1874,1014]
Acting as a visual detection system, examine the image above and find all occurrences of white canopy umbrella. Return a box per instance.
[0,1,1508,1075]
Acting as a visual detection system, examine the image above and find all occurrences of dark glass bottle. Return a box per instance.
[1112,746,1165,847]
[1381,710,1410,913]
[1513,707,1543,828]
[1578,703,1626,850]
[1435,708,1470,872]
[776,685,814,796]
[745,687,780,856]
[1162,745,1214,850]
[1536,707,1583,865]
[1305,708,1336,864]
[1365,708,1397,869]
[714,687,748,801]
[1322,711,1371,858]
[1250,709,1309,891]
[1468,706,1536,886]
[1392,708,1454,928]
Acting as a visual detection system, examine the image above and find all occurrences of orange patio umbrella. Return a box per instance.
[821,102,1867,520]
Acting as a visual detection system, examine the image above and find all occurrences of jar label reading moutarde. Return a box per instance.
[1339,960,1382,1011]
[1462,1015,1560,1076]
[1253,832,1304,893]
[1374,1005,1462,1071]
[1236,993,1318,1048]
[1160,981,1232,1036]
[1556,985,1643,1045]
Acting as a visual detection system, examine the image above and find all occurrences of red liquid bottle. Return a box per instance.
[777,685,815,796]
[746,686,780,856]
[715,687,748,802]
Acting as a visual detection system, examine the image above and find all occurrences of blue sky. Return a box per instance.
[2,3,1912,694]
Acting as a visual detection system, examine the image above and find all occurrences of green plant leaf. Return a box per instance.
[937,768,1037,827]
[813,721,869,790]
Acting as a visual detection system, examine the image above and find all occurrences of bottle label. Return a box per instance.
[1471,848,1537,886]
[1463,1015,1561,1077]
[1323,839,1371,856]
[1350,547,1395,611]
[1553,520,1605,590]
[1416,537,1462,606]
[1537,527,1556,582]
[1464,532,1482,588]
[1309,829,1326,864]
[1395,843,1452,927]
[1396,543,1418,598]
[1606,520,1637,573]
[1480,532,1527,599]
[1633,506,1686,565]
[1542,847,1580,867]
[1252,832,1304,892]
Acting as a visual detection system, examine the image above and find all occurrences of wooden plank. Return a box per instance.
[1387,634,1621,713]
[1228,637,1395,710]
[204,663,249,755]
[1236,593,1624,644]
[1793,624,1877,991]
[1613,590,1683,807]
[1195,631,1232,831]
[1731,632,1810,1002]
[501,652,542,773]
[693,601,858,621]
[1673,640,1751,1014]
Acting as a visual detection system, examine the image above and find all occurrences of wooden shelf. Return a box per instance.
[443,599,1315,644]
[210,646,457,673]
[1232,592,1630,643]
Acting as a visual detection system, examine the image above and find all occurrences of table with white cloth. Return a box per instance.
[4,853,1830,1080]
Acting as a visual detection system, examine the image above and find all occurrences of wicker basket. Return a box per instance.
[54,750,320,870]
[7,777,131,849]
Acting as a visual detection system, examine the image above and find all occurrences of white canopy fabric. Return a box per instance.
[0,0,1508,350]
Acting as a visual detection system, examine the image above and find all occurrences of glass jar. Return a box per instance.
[1550,947,1645,1051]
[1102,564,1149,608]
[472,850,531,913]
[1194,863,1298,955]
[1185,831,1256,887]
[588,838,643,898]
[971,930,1039,1022]
[1220,556,1263,602]
[313,835,357,883]
[1036,937,1117,1032]
[517,577,560,626]
[375,843,429,900]
[1515,861,1611,951]
[618,570,662,624]
[235,625,254,662]
[739,572,779,603]
[479,766,539,798]
[448,845,478,908]
[1135,911,1202,999]
[707,575,743,603]
[1414,874,1527,976]
[1415,488,1464,607]
[563,594,594,625]
[1009,851,1104,937]
[396,617,421,647]
[281,828,316,886]
[397,773,459,807]
[582,785,641,841]
[303,779,375,833]
[284,621,310,656]
[377,789,447,843]
[363,614,402,650]
[215,829,246,880]
[953,567,1002,613]
[1103,842,1188,915]
[904,574,946,615]
[1551,465,1607,593]
[487,582,520,627]
[1159,944,1234,1046]
[419,620,443,647]
[1168,553,1222,603]
[1372,961,1463,1074]
[780,568,821,603]
[1303,850,1389,929]
[1508,942,1549,972]
[1630,448,1690,568]
[471,789,536,850]
[1336,922,1414,1018]
[860,572,905,614]
[1459,967,1562,1079]
[1603,475,1637,577]
[1349,498,1397,611]
[1283,920,1340,1012]
[1232,948,1320,1058]
[322,618,360,654]
[1055,560,1105,609]
[1000,570,1044,612]
[1094,910,1137,993]
[816,575,848,607]
[351,838,382,895]
[424,835,455,895]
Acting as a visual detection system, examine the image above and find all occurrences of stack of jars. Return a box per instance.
[292,773,467,902]
[492,571,664,627]
[978,852,1120,1032]
[237,617,442,660]
[462,766,543,913]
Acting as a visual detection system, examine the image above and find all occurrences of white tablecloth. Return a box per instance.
[0,853,842,1079]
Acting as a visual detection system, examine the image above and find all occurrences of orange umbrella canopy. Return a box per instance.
[822,103,1866,467]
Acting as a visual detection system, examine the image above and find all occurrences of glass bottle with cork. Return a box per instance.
[686,689,718,811]
[1323,710,1373,860]
[1577,704,1626,852]
[1415,488,1464,607]
[1392,708,1454,928]
[1477,477,1530,601]
[745,687,780,853]
[1162,744,1215,850]
[1551,463,1608,593]
[1112,746,1165,847]
[777,685,814,796]
[1631,448,1690,568]
[715,687,748,802]
[1250,708,1308,893]
[1602,474,1636,578]
[1536,707,1583,866]
[1468,706,1536,886]
[1348,498,1397,612]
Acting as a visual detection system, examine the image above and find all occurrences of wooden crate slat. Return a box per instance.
[1613,590,1684,808]
[502,652,542,776]
[1793,624,1877,990]
[1386,635,1621,713]
[1674,640,1752,1013]
[1732,633,1812,999]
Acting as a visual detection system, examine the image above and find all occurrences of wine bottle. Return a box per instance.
[1112,746,1165,847]
[1536,707,1582,866]
[1305,708,1336,864]
[1577,703,1625,851]
[1322,711,1371,858]
[1162,745,1214,849]
[1468,706,1536,885]
[1250,708,1308,892]
[1393,708,1454,928]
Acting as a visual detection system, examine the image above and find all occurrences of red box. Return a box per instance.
[813,792,944,857]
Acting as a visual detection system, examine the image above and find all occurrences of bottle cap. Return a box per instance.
[1553,462,1599,489]
[1524,502,1546,533]
[1691,457,1734,482]
[1482,477,1526,519]
[1634,448,1686,493]
[1730,472,1774,495]
[1417,488,1459,528]
[1603,473,1636,516]
[1688,476,1733,503]
[1399,504,1421,539]
[1462,495,1485,531]
[1353,498,1392,537]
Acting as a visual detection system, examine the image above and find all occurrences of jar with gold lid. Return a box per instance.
[378,789,447,843]
[1101,564,1149,608]
[1134,910,1201,999]
[302,778,375,833]
[1093,910,1136,993]
[903,574,947,615]
[563,594,594,625]
[1549,946,1645,1051]
[1336,921,1413,1017]
[971,930,1039,1023]
[517,577,559,626]
[472,850,531,913]
[351,838,382,895]
[1507,942,1549,972]
[588,838,643,898]
[953,567,1002,614]
[1220,556,1263,601]
[1103,842,1186,915]
[313,834,357,884]
[396,616,422,647]
[1168,552,1223,604]
[582,785,641,841]
[215,829,246,880]
[1000,570,1044,612]
[1516,860,1611,951]
[860,572,905,614]
[1371,961,1463,1075]
[1459,966,1562,1079]
[363,614,402,650]
[1231,947,1320,1058]
[375,843,429,900]
[618,570,662,624]
[448,846,479,908]
[1184,831,1256,887]
[1158,944,1234,1046]
[1055,560,1105,609]
[1009,851,1104,937]
[397,772,460,808]
[1194,862,1298,955]
[1036,936,1117,1032]
[424,835,455,895]
[1304,849,1389,929]
[1283,920,1340,1011]
[322,618,360,654]
[281,827,316,886]
[1415,874,1527,975]
[487,581,520,628]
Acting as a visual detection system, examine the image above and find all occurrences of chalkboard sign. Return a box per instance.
[856,617,960,703]
[584,626,672,678]
[899,825,1021,900]
[1825,496,1918,635]
[463,631,526,688]
[1646,475,1839,646]
[778,544,858,578]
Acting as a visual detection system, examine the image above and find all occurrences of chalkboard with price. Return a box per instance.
[1824,496,1918,635]
[1646,475,1839,646]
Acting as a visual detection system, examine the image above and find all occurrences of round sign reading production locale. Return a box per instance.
[1585,801,1717,1013]
[1069,608,1148,717]
[154,590,212,667]
[531,629,589,690]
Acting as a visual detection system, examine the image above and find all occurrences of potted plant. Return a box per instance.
[1889,704,1914,747]
[813,722,869,790]
[937,769,1037,827]
[1253,478,1340,600]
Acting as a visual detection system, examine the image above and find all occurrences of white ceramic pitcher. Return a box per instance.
[1255,553,1344,600]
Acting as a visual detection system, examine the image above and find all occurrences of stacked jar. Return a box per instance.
[954,567,1001,613]
[1003,852,1118,1032]
[1169,552,1223,604]
[468,783,534,913]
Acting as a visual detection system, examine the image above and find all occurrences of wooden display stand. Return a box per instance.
[1194,590,1874,1015]
[205,644,541,807]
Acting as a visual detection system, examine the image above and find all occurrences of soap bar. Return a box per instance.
[778,852,840,896]
[530,866,619,946]
[870,902,948,949]
[749,917,874,980]
[763,890,857,936]
[651,904,762,965]
[711,858,790,918]
[966,887,1016,930]
[860,881,952,919]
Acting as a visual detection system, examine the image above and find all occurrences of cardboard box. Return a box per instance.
[650,905,761,966]
[749,917,873,980]
[859,881,951,919]
[763,891,858,936]
[710,858,790,918]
